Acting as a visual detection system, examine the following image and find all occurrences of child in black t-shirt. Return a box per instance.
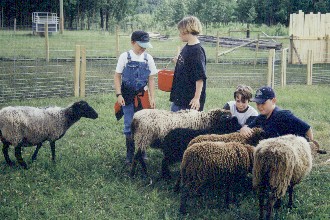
[170,16,207,112]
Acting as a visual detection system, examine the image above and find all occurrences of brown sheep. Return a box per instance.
[175,141,255,214]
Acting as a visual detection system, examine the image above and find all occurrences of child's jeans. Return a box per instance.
[122,103,134,136]
[171,102,188,112]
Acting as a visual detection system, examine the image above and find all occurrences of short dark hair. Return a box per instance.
[233,85,253,102]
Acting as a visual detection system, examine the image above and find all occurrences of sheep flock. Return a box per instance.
[1,101,328,219]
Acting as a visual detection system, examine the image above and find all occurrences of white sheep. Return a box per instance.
[129,108,233,177]
[253,135,327,220]
[175,141,255,214]
[0,100,98,169]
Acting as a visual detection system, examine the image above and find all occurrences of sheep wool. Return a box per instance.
[0,100,98,169]
[132,108,232,151]
[177,141,255,214]
[129,108,233,177]
[188,127,264,148]
[253,134,313,220]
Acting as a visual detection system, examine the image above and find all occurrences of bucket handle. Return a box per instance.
[164,46,181,69]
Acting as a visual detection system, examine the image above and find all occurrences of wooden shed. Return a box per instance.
[289,10,330,64]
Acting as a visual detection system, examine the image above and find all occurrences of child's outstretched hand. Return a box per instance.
[240,126,253,138]
[189,98,200,110]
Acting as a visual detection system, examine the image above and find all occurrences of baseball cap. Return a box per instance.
[131,30,153,48]
[252,86,276,104]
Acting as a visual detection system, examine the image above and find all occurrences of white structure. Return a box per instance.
[32,12,59,34]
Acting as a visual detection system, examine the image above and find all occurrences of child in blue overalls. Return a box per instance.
[114,30,157,165]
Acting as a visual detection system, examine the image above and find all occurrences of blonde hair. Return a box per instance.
[177,16,202,35]
[234,85,253,102]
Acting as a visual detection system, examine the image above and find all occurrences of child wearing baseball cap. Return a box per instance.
[240,86,314,141]
[114,30,157,165]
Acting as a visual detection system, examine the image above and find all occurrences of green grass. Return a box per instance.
[0,85,329,219]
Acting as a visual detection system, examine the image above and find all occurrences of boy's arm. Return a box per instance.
[306,127,314,141]
[114,72,125,106]
[148,75,156,108]
[189,79,203,110]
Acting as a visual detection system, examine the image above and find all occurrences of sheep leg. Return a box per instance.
[32,143,43,161]
[130,148,148,178]
[258,187,266,220]
[173,173,181,192]
[266,192,277,220]
[288,185,294,209]
[179,186,189,214]
[161,157,172,179]
[14,143,28,169]
[225,183,230,209]
[50,141,56,162]
[2,142,14,166]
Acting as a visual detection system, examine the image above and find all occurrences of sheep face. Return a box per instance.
[72,101,98,119]
[209,109,240,133]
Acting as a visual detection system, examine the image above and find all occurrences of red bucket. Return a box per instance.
[158,69,174,92]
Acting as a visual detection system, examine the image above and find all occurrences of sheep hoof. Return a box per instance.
[179,207,187,215]
[20,162,28,170]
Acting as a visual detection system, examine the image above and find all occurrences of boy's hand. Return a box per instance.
[240,126,253,138]
[117,95,125,106]
[149,98,155,109]
[189,98,200,110]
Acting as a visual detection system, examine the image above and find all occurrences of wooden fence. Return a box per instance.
[289,10,330,64]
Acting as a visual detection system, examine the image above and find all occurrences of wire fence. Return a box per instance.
[0,30,329,104]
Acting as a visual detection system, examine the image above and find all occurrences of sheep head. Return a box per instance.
[246,127,266,146]
[70,101,98,120]
[309,140,327,155]
[208,109,239,132]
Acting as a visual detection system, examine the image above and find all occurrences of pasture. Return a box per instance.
[0,85,329,219]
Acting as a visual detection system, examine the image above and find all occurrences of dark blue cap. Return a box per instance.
[131,30,153,48]
[252,86,276,104]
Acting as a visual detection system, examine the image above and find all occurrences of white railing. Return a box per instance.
[32,12,59,33]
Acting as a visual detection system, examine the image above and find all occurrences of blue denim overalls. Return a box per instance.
[122,52,150,136]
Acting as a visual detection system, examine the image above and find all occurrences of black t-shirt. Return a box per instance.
[170,43,207,110]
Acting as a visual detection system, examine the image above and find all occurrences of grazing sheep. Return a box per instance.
[253,135,327,220]
[188,127,265,148]
[130,108,234,177]
[0,100,98,169]
[157,116,241,179]
[175,141,255,214]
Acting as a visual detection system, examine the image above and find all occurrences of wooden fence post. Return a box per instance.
[307,50,313,85]
[267,49,275,88]
[14,18,16,34]
[80,46,86,97]
[281,48,288,87]
[116,25,120,58]
[215,31,219,63]
[254,34,260,67]
[45,22,49,62]
[74,45,80,97]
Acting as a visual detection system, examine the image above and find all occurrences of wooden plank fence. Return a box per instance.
[289,10,330,64]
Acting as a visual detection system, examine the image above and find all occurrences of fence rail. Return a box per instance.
[0,29,329,105]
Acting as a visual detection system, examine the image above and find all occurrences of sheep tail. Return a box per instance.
[253,147,295,198]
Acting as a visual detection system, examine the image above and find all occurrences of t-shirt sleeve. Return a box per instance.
[115,53,127,74]
[147,54,158,75]
[190,47,206,82]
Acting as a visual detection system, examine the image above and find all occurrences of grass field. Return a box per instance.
[0,85,329,220]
